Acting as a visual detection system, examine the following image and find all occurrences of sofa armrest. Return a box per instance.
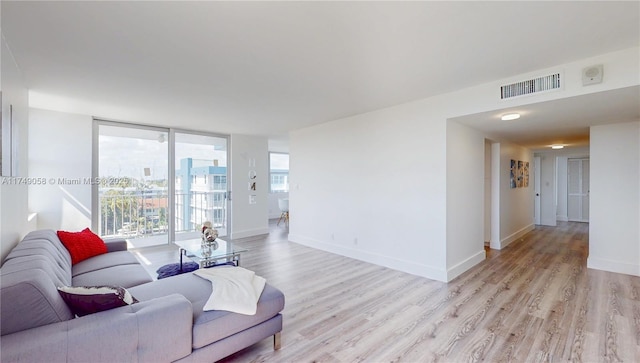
[102,237,128,252]
[0,294,193,363]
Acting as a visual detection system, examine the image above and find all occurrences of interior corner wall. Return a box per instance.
[446,121,486,281]
[588,121,640,277]
[1,33,30,261]
[484,140,492,243]
[490,143,501,249]
[498,142,534,249]
[230,134,269,239]
[28,108,93,231]
[289,100,449,281]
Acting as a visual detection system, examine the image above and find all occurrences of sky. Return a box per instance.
[99,133,288,180]
[99,135,227,180]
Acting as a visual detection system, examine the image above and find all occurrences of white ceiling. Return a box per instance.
[2,1,639,149]
[452,85,640,151]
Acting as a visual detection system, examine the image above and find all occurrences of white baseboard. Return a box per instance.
[587,257,640,277]
[289,234,448,282]
[497,224,535,250]
[231,227,270,240]
[446,250,486,282]
[556,215,569,222]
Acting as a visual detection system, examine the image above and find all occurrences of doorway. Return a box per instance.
[568,158,589,222]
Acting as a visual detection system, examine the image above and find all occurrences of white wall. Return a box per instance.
[28,108,92,231]
[230,134,269,239]
[290,47,638,282]
[446,121,486,280]
[1,33,30,261]
[290,100,449,281]
[498,142,535,248]
[588,121,640,277]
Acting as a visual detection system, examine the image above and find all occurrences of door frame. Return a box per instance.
[534,156,541,225]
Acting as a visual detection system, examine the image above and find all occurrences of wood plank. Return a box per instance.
[132,221,640,362]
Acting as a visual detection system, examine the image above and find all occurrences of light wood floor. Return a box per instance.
[133,222,640,363]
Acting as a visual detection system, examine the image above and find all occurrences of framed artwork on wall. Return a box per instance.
[510,159,517,188]
[517,160,524,188]
[510,159,530,189]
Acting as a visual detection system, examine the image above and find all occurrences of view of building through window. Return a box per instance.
[97,124,228,247]
[270,153,289,192]
[175,133,228,241]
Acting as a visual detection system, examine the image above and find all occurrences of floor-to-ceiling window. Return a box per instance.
[174,131,228,241]
[95,123,169,247]
[93,121,229,247]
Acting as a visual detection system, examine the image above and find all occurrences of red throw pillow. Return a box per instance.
[57,228,108,265]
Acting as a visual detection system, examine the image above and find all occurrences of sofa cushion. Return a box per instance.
[2,239,72,285]
[1,255,71,288]
[129,271,285,349]
[57,228,108,265]
[72,264,153,288]
[0,269,74,335]
[72,251,142,277]
[58,285,139,317]
[20,229,72,267]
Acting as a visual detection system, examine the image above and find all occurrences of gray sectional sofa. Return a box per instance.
[0,229,285,362]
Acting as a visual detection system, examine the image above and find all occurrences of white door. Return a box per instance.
[534,156,541,225]
[568,158,589,222]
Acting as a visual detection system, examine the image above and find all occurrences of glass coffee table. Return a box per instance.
[175,239,247,269]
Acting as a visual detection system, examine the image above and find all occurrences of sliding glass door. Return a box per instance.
[95,123,169,247]
[94,121,229,247]
[174,131,229,240]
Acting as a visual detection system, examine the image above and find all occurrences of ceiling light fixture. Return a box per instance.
[501,113,520,121]
[551,145,564,149]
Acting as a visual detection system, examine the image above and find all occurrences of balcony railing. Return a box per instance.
[99,189,226,240]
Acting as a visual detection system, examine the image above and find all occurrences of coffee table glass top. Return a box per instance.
[174,238,247,261]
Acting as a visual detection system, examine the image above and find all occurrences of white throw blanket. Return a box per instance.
[194,267,266,315]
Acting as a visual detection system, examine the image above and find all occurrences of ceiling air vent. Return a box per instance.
[500,73,561,99]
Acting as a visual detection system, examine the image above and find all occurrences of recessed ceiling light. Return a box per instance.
[551,145,564,149]
[501,113,520,121]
